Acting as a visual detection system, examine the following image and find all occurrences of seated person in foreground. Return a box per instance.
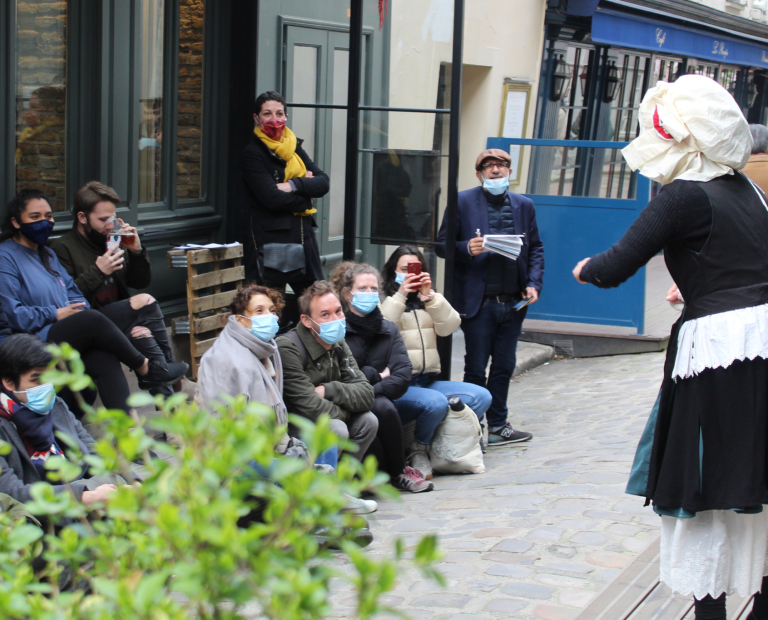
[276,282,378,464]
[0,334,122,507]
[0,189,187,414]
[50,182,181,395]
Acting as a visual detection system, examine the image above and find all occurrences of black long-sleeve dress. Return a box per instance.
[581,171,768,598]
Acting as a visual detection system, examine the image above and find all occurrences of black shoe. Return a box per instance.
[488,423,533,446]
[138,360,189,389]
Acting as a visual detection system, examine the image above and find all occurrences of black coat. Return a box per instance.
[344,316,412,402]
[241,134,330,282]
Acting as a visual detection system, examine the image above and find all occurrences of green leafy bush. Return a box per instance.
[0,343,443,619]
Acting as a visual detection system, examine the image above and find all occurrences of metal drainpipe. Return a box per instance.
[437,0,465,381]
[342,0,364,261]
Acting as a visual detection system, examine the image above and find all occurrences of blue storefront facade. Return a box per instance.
[514,0,768,331]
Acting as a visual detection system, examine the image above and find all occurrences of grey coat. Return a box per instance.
[0,398,95,503]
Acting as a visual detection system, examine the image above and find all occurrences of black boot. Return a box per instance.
[139,360,189,388]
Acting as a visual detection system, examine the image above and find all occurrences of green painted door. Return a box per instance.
[283,25,367,266]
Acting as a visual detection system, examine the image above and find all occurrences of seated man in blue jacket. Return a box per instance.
[436,148,544,446]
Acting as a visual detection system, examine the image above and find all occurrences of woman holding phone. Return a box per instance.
[381,245,492,479]
[0,189,186,414]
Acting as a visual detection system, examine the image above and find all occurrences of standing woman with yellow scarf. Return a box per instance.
[242,91,330,328]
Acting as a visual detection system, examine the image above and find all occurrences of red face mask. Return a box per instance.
[260,117,287,141]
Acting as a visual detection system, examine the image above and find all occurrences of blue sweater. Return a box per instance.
[0,239,90,340]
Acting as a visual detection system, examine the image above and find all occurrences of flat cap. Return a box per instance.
[475,148,511,171]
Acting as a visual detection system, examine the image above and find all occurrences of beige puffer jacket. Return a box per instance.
[380,292,461,376]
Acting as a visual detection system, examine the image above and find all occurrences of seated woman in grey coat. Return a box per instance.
[0,333,121,508]
[198,284,288,425]
[197,285,344,484]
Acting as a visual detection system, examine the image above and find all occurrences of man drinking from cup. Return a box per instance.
[51,182,184,395]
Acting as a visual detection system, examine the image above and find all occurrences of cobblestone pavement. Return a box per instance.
[331,351,666,620]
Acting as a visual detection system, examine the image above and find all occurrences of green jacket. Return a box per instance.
[50,228,152,307]
[276,323,374,423]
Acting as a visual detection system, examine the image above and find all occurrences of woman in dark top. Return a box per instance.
[242,90,330,327]
[331,262,433,493]
[0,189,186,414]
[573,75,768,620]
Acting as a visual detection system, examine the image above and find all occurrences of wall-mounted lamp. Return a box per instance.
[550,54,571,102]
[604,61,622,103]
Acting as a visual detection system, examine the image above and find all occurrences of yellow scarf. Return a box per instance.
[254,125,316,216]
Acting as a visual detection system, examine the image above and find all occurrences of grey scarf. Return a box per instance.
[198,316,288,425]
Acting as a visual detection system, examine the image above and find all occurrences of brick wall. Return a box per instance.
[177,0,204,200]
[15,1,68,211]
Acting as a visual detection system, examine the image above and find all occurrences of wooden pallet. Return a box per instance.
[575,536,753,620]
[167,245,245,379]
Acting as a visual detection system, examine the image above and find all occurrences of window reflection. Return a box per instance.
[139,0,164,204]
[177,0,205,200]
[14,1,68,211]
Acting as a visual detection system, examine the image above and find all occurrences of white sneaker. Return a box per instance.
[342,493,378,514]
[408,445,433,480]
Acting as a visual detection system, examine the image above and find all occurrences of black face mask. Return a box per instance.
[84,223,108,248]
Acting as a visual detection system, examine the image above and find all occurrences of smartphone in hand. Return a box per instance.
[407,262,422,276]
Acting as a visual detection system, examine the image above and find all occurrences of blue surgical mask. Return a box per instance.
[395,272,406,285]
[241,314,279,342]
[310,317,346,345]
[19,220,54,246]
[351,292,379,315]
[482,176,510,196]
[15,383,56,414]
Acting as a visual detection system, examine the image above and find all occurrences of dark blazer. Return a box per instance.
[436,186,545,320]
[50,228,152,307]
[0,398,95,504]
[344,315,412,402]
[241,134,330,281]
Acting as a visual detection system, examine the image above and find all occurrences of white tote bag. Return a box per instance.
[430,401,485,475]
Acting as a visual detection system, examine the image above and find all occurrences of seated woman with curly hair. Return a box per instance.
[198,284,288,427]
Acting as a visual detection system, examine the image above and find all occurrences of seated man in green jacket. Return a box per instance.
[277,281,377,463]
[50,182,181,394]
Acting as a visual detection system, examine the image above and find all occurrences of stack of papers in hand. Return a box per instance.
[173,242,241,251]
[482,235,524,260]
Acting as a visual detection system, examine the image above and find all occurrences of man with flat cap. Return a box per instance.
[436,148,543,446]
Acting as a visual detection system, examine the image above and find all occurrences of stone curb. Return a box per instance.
[513,343,555,377]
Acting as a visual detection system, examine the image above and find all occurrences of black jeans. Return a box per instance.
[47,309,146,414]
[460,298,527,429]
[363,396,406,482]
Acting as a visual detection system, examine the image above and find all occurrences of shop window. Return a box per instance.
[653,57,684,83]
[601,52,651,200]
[139,0,165,204]
[139,0,206,205]
[14,0,68,211]
[549,45,590,196]
[177,0,205,201]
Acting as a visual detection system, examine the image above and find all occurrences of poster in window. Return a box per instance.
[498,82,531,186]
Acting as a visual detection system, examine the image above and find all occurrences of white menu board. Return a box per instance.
[499,84,531,185]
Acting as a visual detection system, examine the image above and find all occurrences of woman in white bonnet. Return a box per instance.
[574,74,768,620]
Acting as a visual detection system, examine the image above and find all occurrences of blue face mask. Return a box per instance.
[351,292,379,315]
[310,317,346,345]
[19,220,54,246]
[15,383,56,414]
[482,175,510,196]
[394,272,406,285]
[241,314,279,342]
